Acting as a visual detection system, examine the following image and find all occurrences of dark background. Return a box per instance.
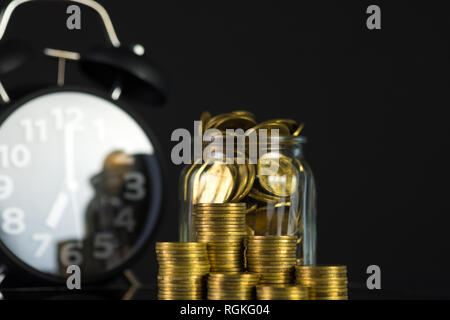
[1,0,449,298]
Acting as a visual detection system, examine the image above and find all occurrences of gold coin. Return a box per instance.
[208,247,243,251]
[257,285,308,300]
[158,294,204,298]
[195,221,246,226]
[298,277,348,282]
[247,263,296,269]
[230,163,256,202]
[207,295,252,300]
[195,221,246,229]
[158,287,204,292]
[208,249,243,253]
[259,279,294,284]
[259,274,294,279]
[248,188,283,202]
[197,236,245,240]
[248,235,297,240]
[210,269,243,273]
[156,242,206,249]
[246,254,296,259]
[257,153,297,197]
[209,272,258,278]
[158,269,209,273]
[208,281,258,287]
[158,280,205,285]
[195,208,246,212]
[192,162,235,204]
[231,110,255,119]
[205,112,256,131]
[158,262,209,267]
[209,255,242,259]
[156,255,208,260]
[248,266,294,272]
[292,123,305,136]
[259,277,293,281]
[208,242,244,246]
[194,215,246,219]
[245,121,290,136]
[156,252,209,257]
[156,256,209,260]
[208,253,243,257]
[270,119,298,132]
[195,203,246,207]
[246,250,297,254]
[247,260,296,265]
[296,265,347,271]
[247,252,296,257]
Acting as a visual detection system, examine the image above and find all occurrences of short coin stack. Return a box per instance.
[194,203,247,273]
[156,242,210,300]
[256,285,309,300]
[207,273,260,300]
[246,235,297,284]
[295,265,348,300]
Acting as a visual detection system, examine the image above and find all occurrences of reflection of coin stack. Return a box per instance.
[156,242,210,300]
[256,285,308,300]
[246,235,297,284]
[295,265,348,300]
[194,203,247,273]
[207,273,260,300]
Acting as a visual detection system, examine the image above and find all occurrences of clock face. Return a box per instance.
[0,90,162,280]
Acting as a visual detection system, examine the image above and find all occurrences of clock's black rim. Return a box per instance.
[0,85,166,285]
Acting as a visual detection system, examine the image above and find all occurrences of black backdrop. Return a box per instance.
[1,0,450,298]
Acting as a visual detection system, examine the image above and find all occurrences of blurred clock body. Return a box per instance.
[0,88,163,283]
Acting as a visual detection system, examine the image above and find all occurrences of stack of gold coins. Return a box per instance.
[295,265,348,300]
[194,203,247,273]
[156,242,210,300]
[246,235,297,284]
[207,273,260,300]
[256,285,309,300]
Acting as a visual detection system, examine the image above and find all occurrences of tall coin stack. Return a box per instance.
[156,242,210,300]
[295,265,348,300]
[207,273,260,300]
[256,285,309,300]
[194,203,247,273]
[246,235,297,284]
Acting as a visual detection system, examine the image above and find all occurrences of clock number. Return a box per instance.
[93,233,116,260]
[124,172,146,201]
[20,118,48,142]
[0,145,31,168]
[1,207,25,235]
[32,233,52,258]
[60,241,83,266]
[0,175,13,201]
[114,207,135,233]
[51,107,83,130]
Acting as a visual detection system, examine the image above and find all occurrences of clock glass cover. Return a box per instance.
[0,90,162,279]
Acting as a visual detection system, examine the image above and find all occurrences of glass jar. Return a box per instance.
[178,135,316,265]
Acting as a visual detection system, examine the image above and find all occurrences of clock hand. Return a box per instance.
[64,124,82,238]
[46,191,69,229]
[65,125,78,193]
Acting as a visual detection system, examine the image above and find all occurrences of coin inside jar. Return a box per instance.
[258,152,298,197]
[192,162,235,203]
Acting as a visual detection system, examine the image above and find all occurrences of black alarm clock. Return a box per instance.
[0,0,167,287]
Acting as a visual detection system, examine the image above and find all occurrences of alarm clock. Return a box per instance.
[0,0,168,287]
